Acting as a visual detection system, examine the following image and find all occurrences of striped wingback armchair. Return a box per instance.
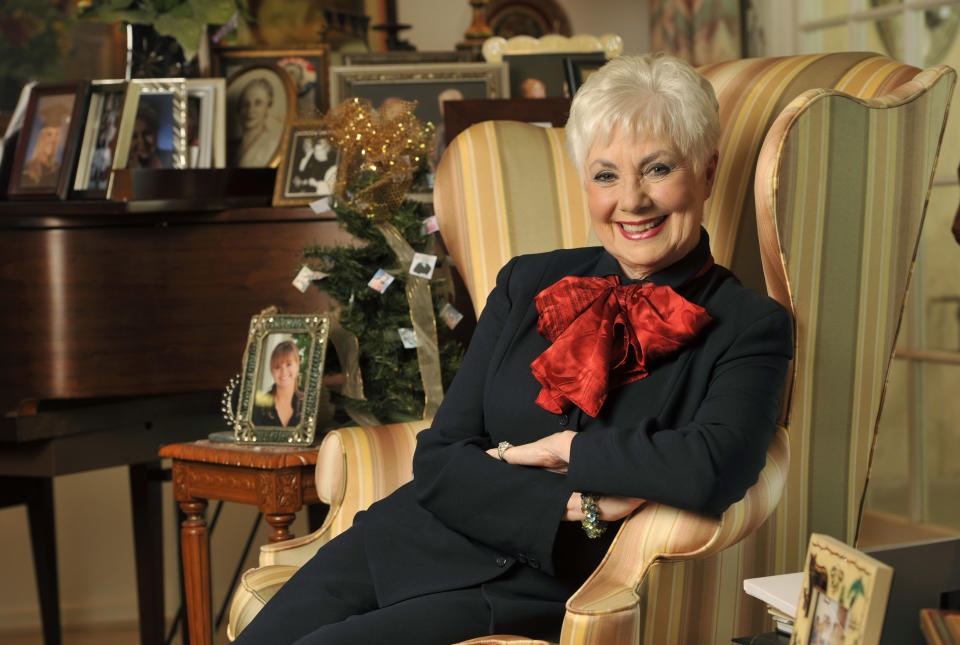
[227,53,955,644]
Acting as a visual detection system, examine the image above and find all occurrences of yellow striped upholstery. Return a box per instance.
[226,420,430,640]
[756,64,955,569]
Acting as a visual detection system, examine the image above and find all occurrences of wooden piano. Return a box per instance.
[0,169,351,644]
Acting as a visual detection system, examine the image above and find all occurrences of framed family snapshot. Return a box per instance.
[214,46,330,117]
[7,81,89,200]
[73,80,130,198]
[112,78,188,180]
[503,52,603,99]
[791,533,893,645]
[328,62,510,128]
[225,63,297,168]
[185,78,227,168]
[273,120,338,206]
[234,313,330,445]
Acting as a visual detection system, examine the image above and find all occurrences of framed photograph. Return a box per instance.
[341,51,475,65]
[73,80,130,198]
[503,52,602,99]
[328,62,510,128]
[214,46,330,117]
[564,53,607,94]
[186,78,226,169]
[235,313,330,445]
[225,63,297,168]
[791,533,893,645]
[7,81,89,200]
[112,78,188,177]
[273,120,338,206]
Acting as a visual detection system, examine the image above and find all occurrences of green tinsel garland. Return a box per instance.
[303,194,465,423]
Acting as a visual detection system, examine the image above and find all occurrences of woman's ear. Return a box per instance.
[704,151,719,199]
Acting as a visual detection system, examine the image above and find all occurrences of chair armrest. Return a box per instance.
[258,419,432,567]
[560,425,790,638]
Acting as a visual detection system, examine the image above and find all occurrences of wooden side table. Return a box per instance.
[160,440,324,645]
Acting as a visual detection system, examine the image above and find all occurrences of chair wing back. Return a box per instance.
[755,65,956,571]
[433,120,595,315]
[700,52,923,294]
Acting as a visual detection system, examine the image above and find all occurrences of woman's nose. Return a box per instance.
[618,178,653,213]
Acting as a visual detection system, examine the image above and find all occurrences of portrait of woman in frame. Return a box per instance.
[225,63,297,168]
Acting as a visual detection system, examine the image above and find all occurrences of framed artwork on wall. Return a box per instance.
[7,81,89,200]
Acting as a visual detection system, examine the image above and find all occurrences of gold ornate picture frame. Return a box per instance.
[328,62,510,127]
[233,313,330,446]
[791,533,893,645]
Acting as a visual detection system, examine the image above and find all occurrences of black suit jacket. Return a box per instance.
[355,231,793,626]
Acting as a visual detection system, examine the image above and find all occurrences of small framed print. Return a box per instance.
[111,78,188,186]
[791,533,893,645]
[273,120,338,206]
[185,78,227,169]
[564,53,606,94]
[214,46,330,117]
[225,63,297,168]
[234,313,330,445]
[73,80,129,198]
[7,81,89,200]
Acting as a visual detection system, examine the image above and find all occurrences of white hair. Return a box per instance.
[565,53,720,176]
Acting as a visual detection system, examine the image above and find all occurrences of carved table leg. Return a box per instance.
[264,513,297,542]
[179,499,212,645]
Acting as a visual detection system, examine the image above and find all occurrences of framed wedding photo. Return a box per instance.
[215,46,330,117]
[791,533,893,645]
[225,63,297,168]
[234,313,331,445]
[273,120,338,207]
[8,81,89,200]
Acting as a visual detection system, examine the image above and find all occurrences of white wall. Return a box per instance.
[399,0,650,55]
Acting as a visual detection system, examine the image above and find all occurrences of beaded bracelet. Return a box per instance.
[580,493,608,539]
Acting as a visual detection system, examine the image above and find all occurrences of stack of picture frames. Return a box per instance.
[3,77,228,201]
[270,49,511,208]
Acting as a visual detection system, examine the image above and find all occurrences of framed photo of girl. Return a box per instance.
[234,313,331,445]
[225,63,297,168]
[273,120,338,206]
[7,81,89,200]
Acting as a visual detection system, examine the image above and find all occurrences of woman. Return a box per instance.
[233,53,792,644]
[127,103,171,169]
[251,340,303,428]
[231,77,281,167]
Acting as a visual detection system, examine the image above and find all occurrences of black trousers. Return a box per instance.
[232,525,567,645]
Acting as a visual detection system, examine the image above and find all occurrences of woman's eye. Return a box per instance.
[644,163,673,179]
[592,170,617,183]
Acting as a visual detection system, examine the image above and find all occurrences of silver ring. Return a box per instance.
[497,441,513,461]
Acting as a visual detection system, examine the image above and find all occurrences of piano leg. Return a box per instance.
[129,461,166,645]
[0,475,62,645]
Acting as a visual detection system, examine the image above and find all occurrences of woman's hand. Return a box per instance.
[564,492,647,522]
[485,431,576,471]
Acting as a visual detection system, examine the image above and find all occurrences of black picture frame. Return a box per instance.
[564,53,607,94]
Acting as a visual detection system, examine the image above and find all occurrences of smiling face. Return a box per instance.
[130,117,158,166]
[270,351,299,390]
[585,127,716,280]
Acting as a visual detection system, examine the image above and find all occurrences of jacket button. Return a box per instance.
[559,414,569,425]
[496,556,508,567]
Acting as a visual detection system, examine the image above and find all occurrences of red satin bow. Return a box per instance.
[530,275,712,417]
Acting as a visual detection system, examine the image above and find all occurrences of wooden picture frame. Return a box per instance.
[328,62,510,128]
[273,120,338,206]
[234,313,330,445]
[112,78,188,175]
[73,80,129,198]
[7,81,89,200]
[564,52,607,94]
[214,46,331,117]
[185,78,227,169]
[791,533,893,645]
[225,63,297,168]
